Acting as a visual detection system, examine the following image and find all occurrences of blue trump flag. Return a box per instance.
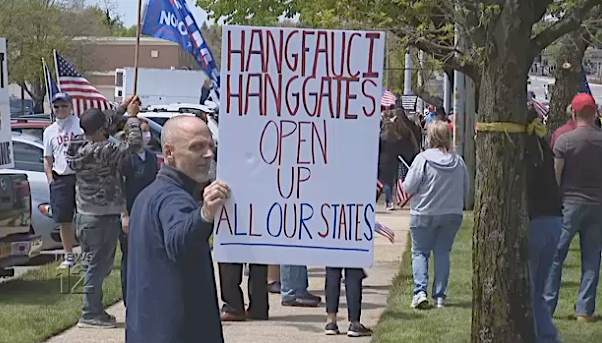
[142,0,220,99]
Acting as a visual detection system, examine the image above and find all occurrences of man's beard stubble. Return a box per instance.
[193,159,216,183]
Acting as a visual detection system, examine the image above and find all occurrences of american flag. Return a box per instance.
[377,179,384,195]
[54,51,112,116]
[396,156,412,207]
[382,89,397,107]
[375,221,395,243]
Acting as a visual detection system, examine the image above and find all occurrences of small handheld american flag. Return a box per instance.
[54,50,113,116]
[381,89,397,108]
[375,221,395,244]
[396,156,412,207]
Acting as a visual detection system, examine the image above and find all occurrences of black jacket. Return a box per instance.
[525,135,562,219]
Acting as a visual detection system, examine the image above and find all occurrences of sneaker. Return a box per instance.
[385,203,394,211]
[281,298,319,307]
[267,281,281,294]
[298,292,321,303]
[347,322,372,337]
[77,317,117,329]
[102,312,117,323]
[411,292,429,309]
[57,253,76,269]
[325,322,340,335]
[220,312,246,322]
[577,315,595,323]
[435,297,445,309]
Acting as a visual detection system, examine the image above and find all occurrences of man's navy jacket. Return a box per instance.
[126,165,223,343]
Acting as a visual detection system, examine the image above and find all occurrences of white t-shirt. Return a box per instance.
[43,115,84,175]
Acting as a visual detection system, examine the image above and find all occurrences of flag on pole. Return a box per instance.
[375,221,395,243]
[54,51,112,116]
[396,156,412,207]
[381,89,397,107]
[142,0,220,99]
[42,58,59,118]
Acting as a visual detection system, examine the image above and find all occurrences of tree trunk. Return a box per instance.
[547,30,590,138]
[23,80,46,114]
[471,7,534,342]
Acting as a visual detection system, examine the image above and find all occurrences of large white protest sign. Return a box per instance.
[214,26,384,268]
[0,38,14,169]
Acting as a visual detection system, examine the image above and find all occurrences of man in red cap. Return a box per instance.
[546,93,602,323]
[551,97,601,149]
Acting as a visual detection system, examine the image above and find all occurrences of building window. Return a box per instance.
[151,50,159,58]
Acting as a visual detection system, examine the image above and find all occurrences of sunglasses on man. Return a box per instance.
[53,104,69,109]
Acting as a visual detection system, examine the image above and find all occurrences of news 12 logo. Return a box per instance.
[57,253,93,294]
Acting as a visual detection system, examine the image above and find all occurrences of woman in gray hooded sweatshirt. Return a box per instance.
[402,120,468,309]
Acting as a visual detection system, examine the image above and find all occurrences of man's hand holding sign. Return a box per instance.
[214,26,385,268]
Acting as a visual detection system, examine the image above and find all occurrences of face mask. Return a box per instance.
[142,132,151,145]
[56,115,72,128]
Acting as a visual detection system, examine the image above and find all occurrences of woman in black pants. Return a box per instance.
[324,268,371,337]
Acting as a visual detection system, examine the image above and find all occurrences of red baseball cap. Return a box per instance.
[571,93,597,113]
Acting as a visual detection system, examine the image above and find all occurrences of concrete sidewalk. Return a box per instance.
[46,206,409,343]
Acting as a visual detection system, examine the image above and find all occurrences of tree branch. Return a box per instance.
[531,0,601,53]
[19,82,34,99]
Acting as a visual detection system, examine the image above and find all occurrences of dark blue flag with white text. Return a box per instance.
[142,0,220,99]
[42,58,59,119]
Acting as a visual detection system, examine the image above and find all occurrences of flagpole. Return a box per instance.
[42,58,52,119]
[133,0,143,96]
[52,50,61,92]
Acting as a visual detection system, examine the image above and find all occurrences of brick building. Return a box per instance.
[81,37,199,101]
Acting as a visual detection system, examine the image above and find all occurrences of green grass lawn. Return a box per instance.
[0,250,123,343]
[373,214,602,343]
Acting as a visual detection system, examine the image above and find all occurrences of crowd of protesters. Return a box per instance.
[41,88,601,343]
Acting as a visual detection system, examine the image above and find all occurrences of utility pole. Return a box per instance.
[417,50,426,114]
[443,73,451,113]
[453,25,466,155]
[404,49,413,96]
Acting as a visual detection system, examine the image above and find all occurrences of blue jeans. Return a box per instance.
[75,214,121,320]
[325,268,363,322]
[280,265,310,301]
[410,214,463,298]
[383,183,393,204]
[544,202,602,317]
[529,217,561,343]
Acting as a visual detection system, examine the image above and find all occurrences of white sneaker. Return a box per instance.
[57,253,76,269]
[385,203,395,211]
[411,292,429,309]
[435,297,445,309]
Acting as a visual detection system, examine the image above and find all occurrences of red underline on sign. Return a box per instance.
[219,243,370,252]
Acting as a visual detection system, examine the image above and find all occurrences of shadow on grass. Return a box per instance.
[0,250,124,343]
[372,213,602,343]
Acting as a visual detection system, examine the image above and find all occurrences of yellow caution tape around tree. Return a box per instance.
[476,118,547,138]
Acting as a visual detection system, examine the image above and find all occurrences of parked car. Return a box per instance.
[138,111,219,145]
[0,172,43,277]
[0,133,65,251]
[11,116,164,165]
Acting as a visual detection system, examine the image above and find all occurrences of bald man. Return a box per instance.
[126,116,229,343]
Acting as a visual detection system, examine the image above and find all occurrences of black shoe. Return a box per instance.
[267,281,281,294]
[281,298,319,307]
[347,322,372,337]
[325,322,340,335]
[298,292,321,303]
